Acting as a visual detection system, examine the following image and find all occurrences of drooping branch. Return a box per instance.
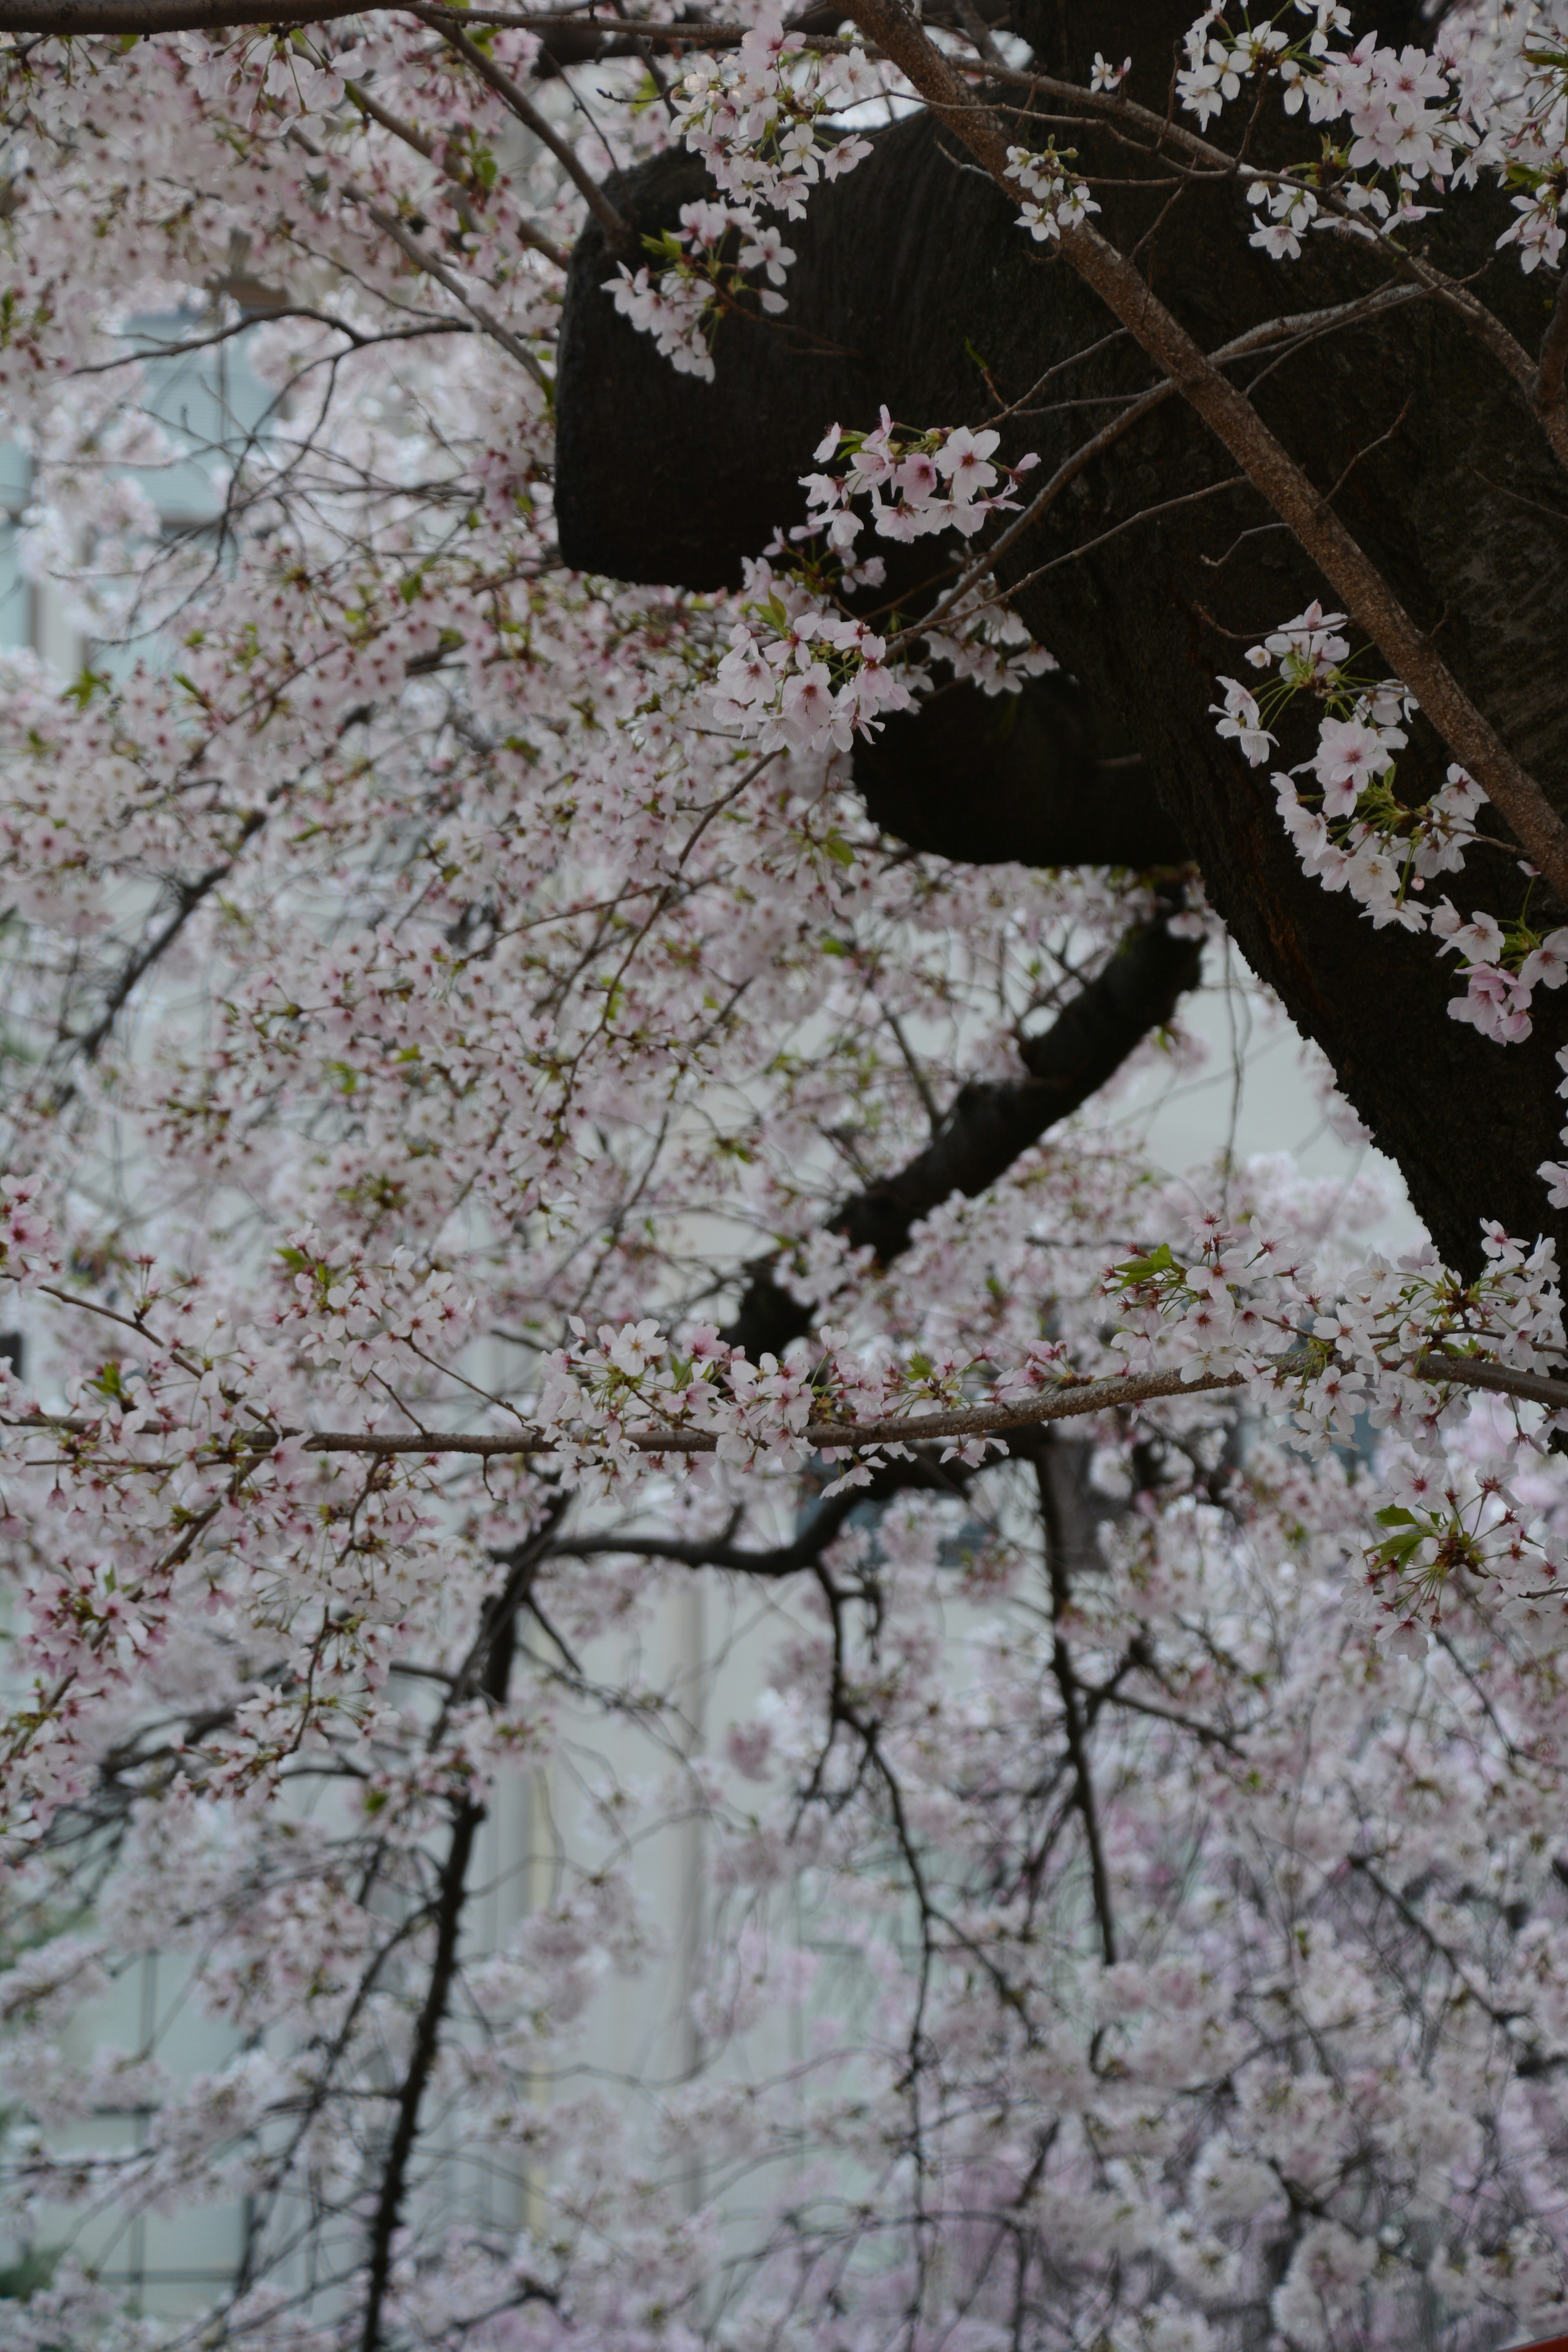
[411,7,634,255]
[724,908,1201,1359]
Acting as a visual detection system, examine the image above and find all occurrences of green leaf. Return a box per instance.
[1114,1243,1182,1282]
[64,665,110,708]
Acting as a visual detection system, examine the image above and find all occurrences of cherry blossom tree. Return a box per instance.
[2,2,1568,2350]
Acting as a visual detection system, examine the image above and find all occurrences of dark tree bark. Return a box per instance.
[555,0,1568,1272]
[854,674,1187,867]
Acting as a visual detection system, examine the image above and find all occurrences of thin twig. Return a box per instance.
[411,6,633,254]
[342,70,572,270]
[289,127,551,386]
[892,283,1423,655]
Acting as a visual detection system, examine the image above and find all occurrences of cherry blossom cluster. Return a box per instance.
[1178,1,1478,250]
[712,560,914,755]
[605,197,797,381]
[1495,19,1568,270]
[1004,140,1102,242]
[0,1236,490,1837]
[669,22,878,216]
[709,416,1047,751]
[1214,604,1568,1045]
[608,21,880,376]
[1111,1206,1568,1644]
[1177,0,1568,274]
[800,409,1041,547]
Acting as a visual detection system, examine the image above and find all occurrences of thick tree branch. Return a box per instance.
[725,909,1200,1359]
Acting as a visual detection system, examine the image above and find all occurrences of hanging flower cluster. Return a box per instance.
[607,22,878,375]
[1212,604,1568,1043]
[1004,140,1102,241]
[670,22,878,215]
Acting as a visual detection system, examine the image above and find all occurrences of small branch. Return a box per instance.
[357,1802,481,2351]
[69,307,469,374]
[547,1450,978,1577]
[343,70,571,271]
[1346,1853,1522,2034]
[356,1528,533,2350]
[290,125,550,386]
[1417,1347,1568,1411]
[884,1006,941,1136]
[900,284,1423,655]
[1038,1454,1116,1964]
[73,820,262,1064]
[951,0,1002,70]
[412,6,634,256]
[354,197,552,383]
